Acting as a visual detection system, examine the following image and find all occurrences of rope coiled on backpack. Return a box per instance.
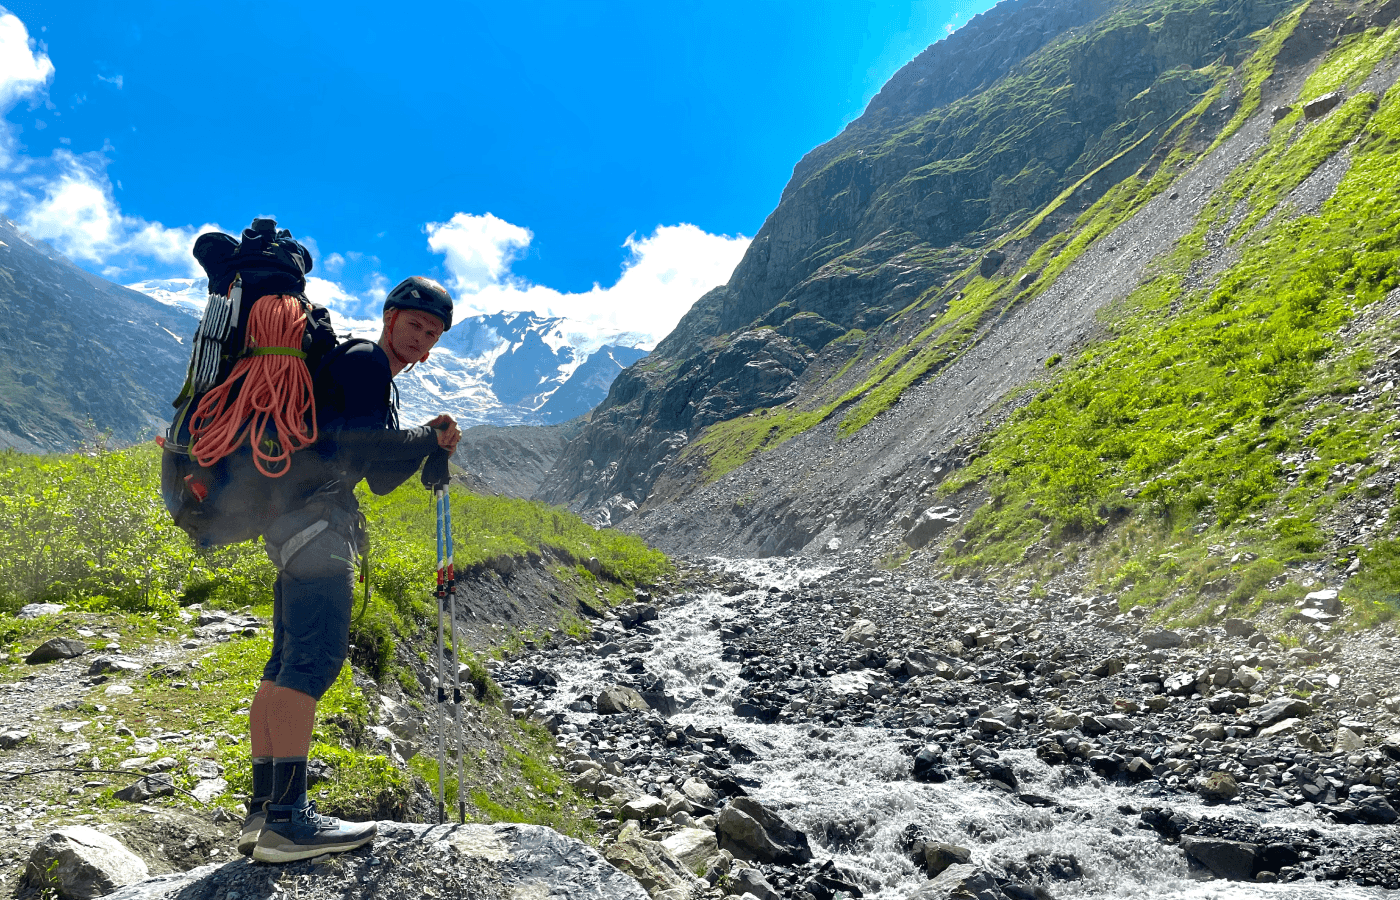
[189,294,318,477]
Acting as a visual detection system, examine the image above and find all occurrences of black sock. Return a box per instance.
[250,756,273,807]
[268,757,308,816]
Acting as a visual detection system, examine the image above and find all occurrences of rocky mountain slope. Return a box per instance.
[537,0,1400,615]
[0,219,190,451]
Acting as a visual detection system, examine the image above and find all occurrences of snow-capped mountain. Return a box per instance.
[363,311,649,427]
[126,281,648,428]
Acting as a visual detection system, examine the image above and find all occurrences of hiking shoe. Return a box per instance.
[251,802,377,864]
[237,805,266,857]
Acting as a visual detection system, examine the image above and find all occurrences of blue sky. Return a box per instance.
[0,0,994,343]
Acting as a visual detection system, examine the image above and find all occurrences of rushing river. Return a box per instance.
[514,559,1397,899]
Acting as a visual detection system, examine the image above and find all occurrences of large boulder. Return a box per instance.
[1240,697,1312,729]
[26,827,149,900]
[840,619,879,647]
[1180,836,1260,880]
[598,686,651,715]
[25,638,86,664]
[717,797,812,864]
[102,822,649,899]
[903,507,959,549]
[604,834,705,899]
[908,863,1001,899]
[661,828,718,873]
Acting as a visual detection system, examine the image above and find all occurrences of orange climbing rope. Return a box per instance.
[189,294,317,477]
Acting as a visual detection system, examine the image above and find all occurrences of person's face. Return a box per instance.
[386,309,445,360]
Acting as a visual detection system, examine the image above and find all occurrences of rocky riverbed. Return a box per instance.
[493,556,1400,899]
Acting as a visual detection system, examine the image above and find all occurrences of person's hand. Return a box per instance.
[421,449,451,490]
[426,414,460,453]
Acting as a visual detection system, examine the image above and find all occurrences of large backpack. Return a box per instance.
[159,218,339,549]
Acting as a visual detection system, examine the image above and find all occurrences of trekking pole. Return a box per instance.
[443,488,467,825]
[434,485,448,825]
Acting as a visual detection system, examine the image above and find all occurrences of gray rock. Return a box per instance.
[731,867,781,900]
[1223,618,1256,637]
[661,828,718,872]
[1303,91,1344,121]
[680,777,718,807]
[0,728,31,748]
[1302,588,1342,613]
[716,796,813,864]
[924,842,972,877]
[604,833,705,898]
[1180,836,1259,880]
[1242,697,1312,728]
[903,506,959,549]
[1141,630,1183,649]
[26,826,149,900]
[17,603,65,619]
[620,795,668,821]
[598,685,651,715]
[1197,771,1239,802]
[908,863,1001,900]
[114,775,175,803]
[840,619,879,647]
[88,656,142,676]
[25,637,87,664]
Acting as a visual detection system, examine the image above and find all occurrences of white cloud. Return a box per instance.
[0,10,52,109]
[96,73,122,89]
[425,212,532,294]
[429,216,749,348]
[13,147,217,277]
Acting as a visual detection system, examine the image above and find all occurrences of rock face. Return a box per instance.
[26,826,149,900]
[0,217,190,451]
[98,823,649,900]
[535,0,1296,542]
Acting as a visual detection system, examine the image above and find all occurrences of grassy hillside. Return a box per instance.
[934,21,1400,628]
[0,442,669,830]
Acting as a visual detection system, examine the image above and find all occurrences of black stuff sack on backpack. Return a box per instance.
[159,217,340,549]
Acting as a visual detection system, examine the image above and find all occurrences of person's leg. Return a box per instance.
[254,513,376,864]
[241,575,288,857]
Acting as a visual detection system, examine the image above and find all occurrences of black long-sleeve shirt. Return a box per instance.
[313,339,440,496]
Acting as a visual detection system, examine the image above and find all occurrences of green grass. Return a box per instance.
[0,441,673,826]
[937,39,1400,624]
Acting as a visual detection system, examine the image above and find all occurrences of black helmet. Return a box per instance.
[384,276,453,331]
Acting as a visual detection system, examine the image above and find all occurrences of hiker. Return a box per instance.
[242,276,461,863]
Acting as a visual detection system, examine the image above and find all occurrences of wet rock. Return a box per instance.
[26,826,149,899]
[25,637,87,664]
[618,604,659,629]
[717,796,813,864]
[923,842,972,877]
[598,685,651,714]
[912,745,949,783]
[1180,836,1259,880]
[908,863,1001,900]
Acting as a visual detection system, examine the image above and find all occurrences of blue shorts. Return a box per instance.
[260,503,361,700]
